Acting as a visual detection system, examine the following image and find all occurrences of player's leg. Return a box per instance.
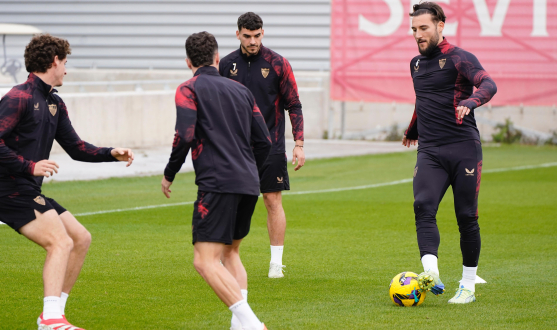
[447,140,483,303]
[262,191,287,278]
[223,194,257,330]
[413,148,451,295]
[192,192,265,330]
[58,210,92,316]
[260,154,289,278]
[194,242,264,330]
[19,209,73,323]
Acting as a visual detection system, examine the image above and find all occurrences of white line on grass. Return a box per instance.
[68,161,557,218]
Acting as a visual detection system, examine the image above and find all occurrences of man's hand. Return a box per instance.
[402,135,418,148]
[456,105,471,120]
[161,177,173,198]
[111,148,134,167]
[292,141,305,171]
[33,160,59,177]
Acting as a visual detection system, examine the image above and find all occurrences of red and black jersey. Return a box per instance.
[405,38,497,148]
[164,66,271,196]
[0,73,116,196]
[219,45,303,155]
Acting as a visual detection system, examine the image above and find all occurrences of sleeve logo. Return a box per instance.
[34,103,40,110]
[261,68,270,78]
[414,59,420,72]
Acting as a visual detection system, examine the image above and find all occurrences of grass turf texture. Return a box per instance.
[1,144,556,329]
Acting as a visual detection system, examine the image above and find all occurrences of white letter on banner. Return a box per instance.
[473,0,511,36]
[532,0,548,36]
[408,0,458,35]
[359,0,403,37]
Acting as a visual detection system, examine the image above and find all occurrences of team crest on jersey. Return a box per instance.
[261,68,270,78]
[34,196,46,206]
[48,104,57,116]
[439,59,446,69]
[230,63,238,76]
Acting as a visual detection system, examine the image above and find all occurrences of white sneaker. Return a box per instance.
[448,287,476,304]
[268,262,285,278]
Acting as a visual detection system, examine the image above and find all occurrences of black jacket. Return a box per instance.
[219,45,303,155]
[0,73,116,196]
[406,38,497,149]
[164,66,271,196]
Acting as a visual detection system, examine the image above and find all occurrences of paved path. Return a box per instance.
[44,140,415,183]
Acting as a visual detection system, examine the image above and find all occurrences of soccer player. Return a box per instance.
[403,2,497,304]
[161,32,271,330]
[219,12,304,278]
[0,34,134,329]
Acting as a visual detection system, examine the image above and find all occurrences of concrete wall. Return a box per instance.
[3,68,551,154]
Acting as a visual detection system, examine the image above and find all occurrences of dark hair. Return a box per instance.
[237,12,263,31]
[409,1,446,24]
[185,31,218,68]
[24,34,71,73]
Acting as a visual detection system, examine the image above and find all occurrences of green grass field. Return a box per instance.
[1,145,556,329]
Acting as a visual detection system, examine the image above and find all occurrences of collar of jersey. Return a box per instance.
[239,44,264,63]
[426,37,452,58]
[194,66,220,77]
[28,73,58,97]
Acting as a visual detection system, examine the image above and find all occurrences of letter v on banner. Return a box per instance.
[473,0,511,36]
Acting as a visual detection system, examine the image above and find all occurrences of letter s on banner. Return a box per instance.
[358,0,403,37]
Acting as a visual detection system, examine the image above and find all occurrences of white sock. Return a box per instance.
[229,299,262,330]
[270,245,284,265]
[60,292,69,315]
[421,254,439,274]
[460,266,477,292]
[231,290,248,328]
[43,296,62,320]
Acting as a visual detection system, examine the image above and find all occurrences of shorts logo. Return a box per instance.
[48,104,57,116]
[230,63,238,76]
[414,166,418,177]
[34,103,40,110]
[439,58,446,69]
[261,68,270,78]
[34,196,46,206]
[465,168,475,176]
[277,177,283,184]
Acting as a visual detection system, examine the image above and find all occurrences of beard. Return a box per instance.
[418,32,440,57]
[241,43,260,56]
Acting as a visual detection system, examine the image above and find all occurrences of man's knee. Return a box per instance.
[74,229,92,252]
[456,213,480,236]
[413,196,438,221]
[193,256,214,277]
[263,192,282,211]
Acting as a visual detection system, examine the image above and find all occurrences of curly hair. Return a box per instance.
[185,32,218,68]
[24,34,71,73]
[409,1,446,24]
[237,12,263,31]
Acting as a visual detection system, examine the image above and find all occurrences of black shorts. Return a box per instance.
[192,191,259,245]
[0,191,67,233]
[259,153,290,193]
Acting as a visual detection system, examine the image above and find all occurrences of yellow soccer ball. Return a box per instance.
[389,271,426,306]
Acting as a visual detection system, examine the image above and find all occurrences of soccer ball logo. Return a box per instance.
[389,272,426,306]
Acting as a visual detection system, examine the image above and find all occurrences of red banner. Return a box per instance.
[331,0,557,105]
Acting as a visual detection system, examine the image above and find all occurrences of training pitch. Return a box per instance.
[1,145,556,329]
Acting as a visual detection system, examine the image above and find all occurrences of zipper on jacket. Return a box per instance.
[247,61,251,85]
